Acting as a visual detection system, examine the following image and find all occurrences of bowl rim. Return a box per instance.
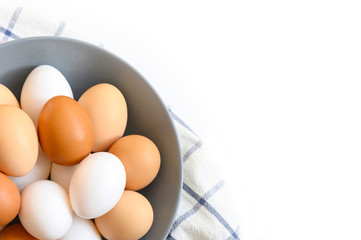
[0,36,183,240]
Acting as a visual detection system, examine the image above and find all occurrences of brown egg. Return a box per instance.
[0,84,19,107]
[0,105,38,177]
[95,190,153,240]
[0,223,38,239]
[38,96,94,166]
[108,135,161,191]
[0,172,21,226]
[78,83,127,152]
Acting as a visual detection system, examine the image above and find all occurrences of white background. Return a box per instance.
[8,1,361,240]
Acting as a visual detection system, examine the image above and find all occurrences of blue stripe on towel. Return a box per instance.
[168,108,198,135]
[183,140,203,162]
[0,27,20,39]
[54,21,66,36]
[183,183,241,240]
[226,225,241,240]
[1,7,22,42]
[170,180,224,234]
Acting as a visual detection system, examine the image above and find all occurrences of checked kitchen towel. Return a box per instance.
[0,7,242,240]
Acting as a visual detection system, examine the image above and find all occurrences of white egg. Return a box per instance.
[51,162,78,193]
[58,215,101,240]
[19,180,74,239]
[20,65,73,127]
[69,152,126,219]
[9,145,51,192]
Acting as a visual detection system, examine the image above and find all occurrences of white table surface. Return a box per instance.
[9,1,361,240]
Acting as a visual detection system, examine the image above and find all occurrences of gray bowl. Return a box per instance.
[0,37,182,240]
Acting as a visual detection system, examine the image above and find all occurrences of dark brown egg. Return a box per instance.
[38,96,94,166]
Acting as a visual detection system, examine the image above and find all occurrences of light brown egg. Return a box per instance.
[0,172,21,226]
[38,96,94,166]
[109,135,161,191]
[0,84,19,107]
[95,190,153,240]
[0,105,38,177]
[0,223,38,239]
[78,83,127,152]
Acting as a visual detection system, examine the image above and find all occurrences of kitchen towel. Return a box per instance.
[0,6,242,240]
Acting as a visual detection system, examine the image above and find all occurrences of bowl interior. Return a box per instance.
[0,37,182,240]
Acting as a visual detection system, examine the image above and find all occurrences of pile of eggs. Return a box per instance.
[0,65,161,240]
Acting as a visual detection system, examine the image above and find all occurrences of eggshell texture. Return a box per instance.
[0,105,38,177]
[9,145,52,192]
[59,215,101,240]
[0,172,20,226]
[78,83,127,152]
[51,162,78,193]
[109,135,161,190]
[0,223,38,240]
[38,96,94,166]
[19,180,73,240]
[69,152,126,219]
[0,84,19,107]
[95,190,153,240]
[20,65,73,127]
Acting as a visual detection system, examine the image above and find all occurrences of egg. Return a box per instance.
[20,65,73,127]
[19,180,73,240]
[9,145,52,192]
[0,84,19,107]
[38,96,94,166]
[0,105,38,177]
[0,223,37,240]
[95,190,154,240]
[69,152,126,219]
[78,83,127,152]
[109,134,161,190]
[0,172,20,226]
[51,162,78,192]
[59,215,101,240]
